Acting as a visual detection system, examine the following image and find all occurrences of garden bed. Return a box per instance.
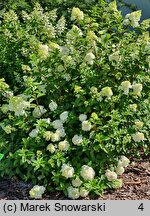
[0,156,149,200]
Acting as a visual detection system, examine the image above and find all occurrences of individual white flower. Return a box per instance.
[58,140,70,151]
[79,114,87,122]
[67,186,80,199]
[132,83,143,96]
[118,156,130,167]
[49,100,58,111]
[61,164,74,178]
[101,86,113,99]
[47,144,55,153]
[71,7,84,21]
[52,119,63,129]
[132,132,145,142]
[120,81,132,95]
[38,44,49,59]
[51,133,61,142]
[79,187,89,197]
[115,166,125,175]
[82,121,92,131]
[134,121,144,128]
[72,177,82,187]
[43,131,53,141]
[29,128,39,138]
[60,111,69,123]
[56,128,66,138]
[129,104,137,112]
[84,52,95,65]
[9,96,30,116]
[105,170,117,181]
[29,185,45,199]
[80,165,95,181]
[33,105,47,118]
[72,135,83,145]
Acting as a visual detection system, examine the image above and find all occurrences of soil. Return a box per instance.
[0,156,150,200]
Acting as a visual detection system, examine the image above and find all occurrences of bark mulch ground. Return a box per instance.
[0,157,150,200]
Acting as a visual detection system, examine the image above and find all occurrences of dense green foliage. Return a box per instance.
[0,1,149,199]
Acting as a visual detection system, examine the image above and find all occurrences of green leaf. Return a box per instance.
[0,153,4,161]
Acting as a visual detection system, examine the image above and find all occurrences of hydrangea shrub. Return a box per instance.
[0,1,149,199]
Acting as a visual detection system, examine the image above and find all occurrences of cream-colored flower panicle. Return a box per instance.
[58,140,70,151]
[72,177,82,187]
[52,119,63,129]
[132,83,143,96]
[71,7,84,21]
[84,52,95,65]
[29,185,45,199]
[67,186,80,199]
[115,166,124,175]
[120,81,132,95]
[79,114,87,122]
[118,156,130,167]
[43,131,53,141]
[33,105,47,118]
[129,104,137,112]
[123,10,142,27]
[105,170,117,181]
[60,111,69,123]
[101,87,113,99]
[47,143,55,153]
[82,120,92,131]
[49,100,57,111]
[108,0,118,12]
[72,135,83,145]
[79,187,89,197]
[132,132,145,142]
[61,164,74,178]
[80,165,95,181]
[134,121,144,128]
[29,128,39,138]
[9,96,30,116]
[109,51,120,62]
[38,44,49,59]
[112,179,123,189]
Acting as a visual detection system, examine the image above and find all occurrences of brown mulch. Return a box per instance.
[0,157,150,200]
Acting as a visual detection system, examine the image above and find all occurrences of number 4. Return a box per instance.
[138,203,144,211]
